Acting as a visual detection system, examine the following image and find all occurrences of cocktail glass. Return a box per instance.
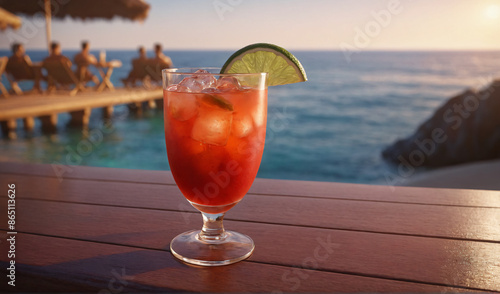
[162,68,267,266]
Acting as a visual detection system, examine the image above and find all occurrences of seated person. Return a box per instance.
[6,43,43,93]
[153,43,173,69]
[43,41,72,65]
[42,42,74,90]
[73,41,99,85]
[122,46,148,87]
[145,43,173,82]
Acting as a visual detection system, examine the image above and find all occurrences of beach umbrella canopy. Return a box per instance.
[0,7,22,31]
[0,0,150,49]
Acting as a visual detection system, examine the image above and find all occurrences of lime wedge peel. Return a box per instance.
[201,94,234,111]
[221,43,307,86]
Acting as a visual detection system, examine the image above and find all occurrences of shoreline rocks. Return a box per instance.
[382,79,500,169]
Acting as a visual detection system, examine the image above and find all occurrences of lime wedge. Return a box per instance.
[201,94,234,111]
[221,43,307,86]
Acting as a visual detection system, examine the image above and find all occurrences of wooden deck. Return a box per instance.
[0,162,499,292]
[0,88,163,139]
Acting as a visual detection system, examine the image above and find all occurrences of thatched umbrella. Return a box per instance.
[0,7,22,31]
[0,0,150,50]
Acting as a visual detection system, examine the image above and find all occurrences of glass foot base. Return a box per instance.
[170,230,255,266]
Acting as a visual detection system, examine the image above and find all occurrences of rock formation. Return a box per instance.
[382,80,500,168]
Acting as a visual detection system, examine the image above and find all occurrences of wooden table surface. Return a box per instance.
[0,162,499,292]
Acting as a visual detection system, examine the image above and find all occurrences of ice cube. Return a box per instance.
[250,94,267,127]
[168,94,198,121]
[232,115,253,138]
[177,70,217,93]
[193,69,217,88]
[191,104,233,146]
[216,76,242,92]
[253,109,266,127]
[166,84,178,91]
[201,87,218,94]
[184,139,205,155]
[178,77,201,93]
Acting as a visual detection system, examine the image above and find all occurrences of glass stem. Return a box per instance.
[198,212,227,242]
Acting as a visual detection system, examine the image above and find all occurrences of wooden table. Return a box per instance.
[96,60,122,92]
[0,162,499,292]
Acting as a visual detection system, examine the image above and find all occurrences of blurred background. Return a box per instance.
[1,0,499,186]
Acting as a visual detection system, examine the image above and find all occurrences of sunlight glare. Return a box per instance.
[485,4,500,19]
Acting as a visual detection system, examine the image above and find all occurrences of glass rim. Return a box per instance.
[162,67,268,77]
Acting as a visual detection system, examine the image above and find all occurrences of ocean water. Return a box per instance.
[1,50,500,184]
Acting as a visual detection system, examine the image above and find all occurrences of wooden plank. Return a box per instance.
[1,174,499,242]
[0,233,464,293]
[404,159,500,191]
[0,88,162,121]
[1,162,499,208]
[0,161,174,184]
[0,199,498,291]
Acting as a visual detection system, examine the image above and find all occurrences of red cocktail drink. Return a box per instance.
[163,68,267,266]
[164,86,267,212]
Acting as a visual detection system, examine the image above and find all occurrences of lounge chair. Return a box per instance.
[0,57,9,97]
[122,58,170,89]
[75,66,92,83]
[5,56,43,95]
[43,60,85,96]
[122,59,150,87]
[144,58,170,83]
[75,60,100,86]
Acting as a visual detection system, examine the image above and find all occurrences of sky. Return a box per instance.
[1,0,500,50]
